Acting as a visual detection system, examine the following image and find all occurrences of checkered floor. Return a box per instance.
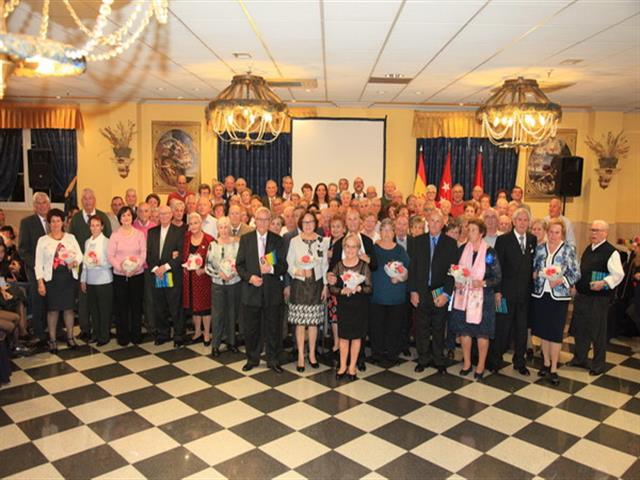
[1,336,639,480]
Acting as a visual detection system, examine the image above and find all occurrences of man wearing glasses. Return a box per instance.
[236,207,287,373]
[570,220,624,375]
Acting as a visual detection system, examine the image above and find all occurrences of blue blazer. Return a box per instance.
[532,242,580,301]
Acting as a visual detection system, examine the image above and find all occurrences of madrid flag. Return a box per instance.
[473,149,484,190]
[437,150,453,201]
[413,147,427,196]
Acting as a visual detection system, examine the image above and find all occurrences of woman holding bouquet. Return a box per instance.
[205,216,241,356]
[370,219,410,367]
[449,218,501,380]
[108,206,146,346]
[286,211,330,372]
[80,216,113,346]
[328,233,372,380]
[182,213,214,345]
[531,218,580,385]
[34,209,83,353]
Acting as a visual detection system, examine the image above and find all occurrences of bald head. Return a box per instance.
[158,205,172,227]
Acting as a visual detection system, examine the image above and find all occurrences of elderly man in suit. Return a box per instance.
[18,192,51,344]
[491,207,537,376]
[409,209,458,373]
[147,206,185,347]
[236,207,287,373]
[261,180,280,209]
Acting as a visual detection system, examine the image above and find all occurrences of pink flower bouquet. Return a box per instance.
[340,270,366,290]
[219,258,237,278]
[298,253,316,270]
[384,261,406,279]
[449,264,471,284]
[121,256,139,274]
[84,250,99,267]
[540,265,563,281]
[57,246,76,265]
[182,254,203,271]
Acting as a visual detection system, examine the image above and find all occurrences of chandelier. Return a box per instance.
[0,0,168,98]
[205,73,288,149]
[476,77,562,148]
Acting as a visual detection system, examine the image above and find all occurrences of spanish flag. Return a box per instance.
[413,146,427,196]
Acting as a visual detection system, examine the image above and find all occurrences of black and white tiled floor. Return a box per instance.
[1,337,639,479]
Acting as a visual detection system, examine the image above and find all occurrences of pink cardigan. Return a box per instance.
[107,227,146,276]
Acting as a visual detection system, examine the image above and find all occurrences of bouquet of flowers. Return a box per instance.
[298,253,316,270]
[84,250,99,267]
[540,264,563,281]
[121,256,139,274]
[182,254,203,271]
[57,246,76,265]
[219,257,237,278]
[449,264,471,284]
[384,260,406,279]
[340,270,366,290]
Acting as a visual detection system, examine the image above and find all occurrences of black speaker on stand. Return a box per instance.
[27,148,53,191]
[552,155,583,214]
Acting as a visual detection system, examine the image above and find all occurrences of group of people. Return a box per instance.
[0,173,631,387]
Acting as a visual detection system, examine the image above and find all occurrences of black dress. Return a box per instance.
[329,260,372,340]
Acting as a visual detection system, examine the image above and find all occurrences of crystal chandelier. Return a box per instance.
[0,0,168,98]
[476,77,562,148]
[205,73,288,149]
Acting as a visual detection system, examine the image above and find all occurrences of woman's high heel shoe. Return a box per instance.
[203,338,211,347]
[190,334,203,345]
[459,367,472,376]
[336,369,347,380]
[308,357,319,369]
[48,340,58,354]
[66,338,77,350]
[297,365,305,373]
[474,370,484,381]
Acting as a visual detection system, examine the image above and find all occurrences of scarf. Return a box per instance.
[453,241,487,325]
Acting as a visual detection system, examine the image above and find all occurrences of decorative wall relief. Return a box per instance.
[585,131,630,189]
[100,121,136,178]
[152,121,201,193]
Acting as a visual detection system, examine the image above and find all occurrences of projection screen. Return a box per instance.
[291,118,386,191]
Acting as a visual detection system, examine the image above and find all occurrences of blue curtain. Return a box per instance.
[0,129,23,201]
[31,129,78,207]
[217,133,291,196]
[416,137,518,202]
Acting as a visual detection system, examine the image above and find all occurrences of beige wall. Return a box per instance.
[4,104,639,240]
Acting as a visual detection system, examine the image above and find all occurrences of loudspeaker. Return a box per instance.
[553,155,583,197]
[28,149,53,190]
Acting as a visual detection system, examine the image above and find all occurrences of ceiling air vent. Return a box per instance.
[369,76,412,85]
[266,78,318,89]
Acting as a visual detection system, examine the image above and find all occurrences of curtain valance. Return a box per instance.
[0,103,84,130]
[283,107,317,133]
[412,111,483,138]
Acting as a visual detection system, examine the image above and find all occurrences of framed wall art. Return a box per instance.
[525,128,577,199]
[152,121,201,193]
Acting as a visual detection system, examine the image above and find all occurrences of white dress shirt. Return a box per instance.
[591,240,624,289]
[202,215,218,239]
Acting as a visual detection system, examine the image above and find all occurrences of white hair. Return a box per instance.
[33,191,50,203]
[81,188,95,198]
[187,212,201,223]
[513,207,532,222]
[592,219,610,231]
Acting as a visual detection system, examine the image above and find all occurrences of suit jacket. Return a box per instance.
[329,232,377,272]
[408,232,458,299]
[68,209,112,251]
[494,230,536,302]
[261,195,280,209]
[146,224,185,285]
[236,230,287,307]
[230,223,253,237]
[18,214,47,269]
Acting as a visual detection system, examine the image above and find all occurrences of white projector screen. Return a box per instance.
[291,118,386,192]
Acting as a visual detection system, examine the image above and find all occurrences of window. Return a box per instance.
[0,129,77,209]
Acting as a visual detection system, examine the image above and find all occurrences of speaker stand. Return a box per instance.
[562,195,567,216]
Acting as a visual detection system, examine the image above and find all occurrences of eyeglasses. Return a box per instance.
[302,220,315,225]
[590,228,605,232]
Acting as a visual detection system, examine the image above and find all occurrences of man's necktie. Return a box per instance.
[429,236,437,286]
[519,235,526,254]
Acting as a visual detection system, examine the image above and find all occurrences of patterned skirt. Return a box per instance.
[289,277,325,326]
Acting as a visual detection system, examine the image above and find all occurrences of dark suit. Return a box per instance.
[490,230,536,370]
[408,232,458,367]
[261,195,280,209]
[236,230,287,366]
[68,209,112,337]
[18,214,48,340]
[147,224,185,342]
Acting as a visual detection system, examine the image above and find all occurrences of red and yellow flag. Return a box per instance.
[413,146,427,196]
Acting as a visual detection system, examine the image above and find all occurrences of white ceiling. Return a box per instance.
[6,0,640,110]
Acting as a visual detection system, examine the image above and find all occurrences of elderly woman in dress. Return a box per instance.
[531,218,580,386]
[205,216,241,356]
[287,211,330,372]
[35,209,83,353]
[449,218,501,381]
[183,213,214,346]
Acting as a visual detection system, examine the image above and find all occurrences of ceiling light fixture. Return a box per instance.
[476,77,562,148]
[205,72,288,149]
[0,0,168,98]
[384,73,404,79]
